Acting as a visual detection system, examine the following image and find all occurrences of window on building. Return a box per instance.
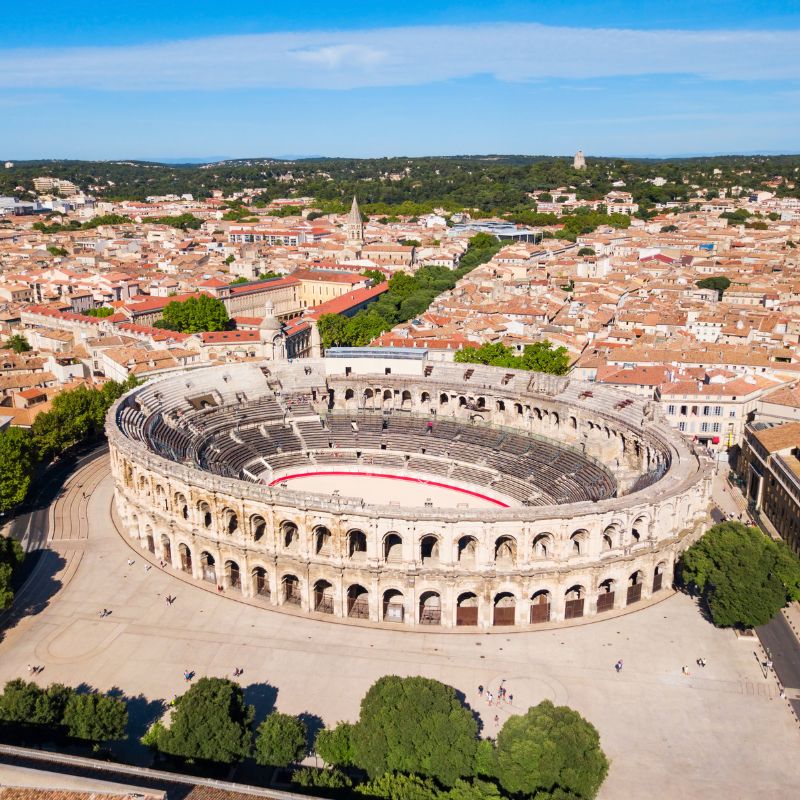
[712,423,721,433]
[714,406,722,416]
[678,421,686,432]
[729,410,736,417]
[667,405,676,415]
[703,406,710,416]
[701,422,709,433]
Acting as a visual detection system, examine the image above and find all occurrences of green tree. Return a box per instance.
[351,676,479,787]
[157,295,229,333]
[84,307,114,318]
[0,427,36,512]
[679,521,800,628]
[696,276,731,299]
[230,276,248,285]
[0,680,72,728]
[454,341,570,376]
[576,247,595,257]
[0,535,24,609]
[493,701,608,800]
[149,677,253,763]
[62,693,128,742]
[254,712,308,767]
[315,721,356,766]
[6,334,31,353]
[46,245,68,257]
[362,269,387,285]
[357,772,440,800]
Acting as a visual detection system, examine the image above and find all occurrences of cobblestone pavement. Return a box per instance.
[1,457,798,799]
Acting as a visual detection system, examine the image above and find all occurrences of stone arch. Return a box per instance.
[420,534,440,563]
[225,559,241,591]
[281,573,301,605]
[601,532,613,552]
[347,584,369,618]
[627,570,644,605]
[570,529,588,556]
[281,520,299,550]
[457,535,478,562]
[570,415,578,429]
[144,524,155,554]
[382,389,393,408]
[160,534,172,563]
[250,514,266,542]
[419,590,441,625]
[363,388,374,407]
[401,389,412,409]
[313,579,334,613]
[439,393,449,406]
[314,525,332,555]
[222,508,238,535]
[456,591,478,626]
[348,528,367,559]
[458,395,468,408]
[514,402,523,415]
[382,589,405,622]
[602,522,622,548]
[384,532,402,561]
[552,411,560,427]
[198,500,212,528]
[653,561,667,593]
[175,492,188,520]
[496,399,506,412]
[631,514,649,543]
[200,550,216,583]
[494,535,516,565]
[420,391,430,404]
[564,584,585,619]
[532,532,554,559]
[178,542,193,574]
[493,591,516,626]
[138,474,149,496]
[344,388,355,407]
[252,565,270,597]
[597,578,616,612]
[155,484,167,511]
[530,589,551,623]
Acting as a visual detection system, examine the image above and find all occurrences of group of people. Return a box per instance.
[164,595,176,606]
[26,664,44,675]
[478,679,514,708]
[98,608,112,618]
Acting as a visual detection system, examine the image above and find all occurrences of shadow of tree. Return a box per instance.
[243,681,279,726]
[298,712,324,753]
[454,688,483,735]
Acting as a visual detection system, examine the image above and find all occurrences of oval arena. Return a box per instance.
[107,350,713,629]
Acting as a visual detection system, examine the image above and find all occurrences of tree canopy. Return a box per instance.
[351,676,479,787]
[254,712,307,767]
[492,701,608,800]
[155,295,230,333]
[679,521,800,628]
[6,334,31,353]
[315,721,356,767]
[62,692,128,742]
[0,427,36,512]
[696,276,731,299]
[145,677,253,764]
[0,535,24,610]
[454,341,570,375]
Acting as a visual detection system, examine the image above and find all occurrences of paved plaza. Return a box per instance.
[1,455,799,799]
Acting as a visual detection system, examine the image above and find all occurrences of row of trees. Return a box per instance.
[153,295,230,333]
[454,342,571,376]
[679,521,800,629]
[141,675,608,800]
[0,679,128,744]
[316,233,502,349]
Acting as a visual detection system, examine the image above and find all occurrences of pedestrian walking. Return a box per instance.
[494,715,499,727]
[26,664,32,674]
[508,694,513,705]
[614,660,623,673]
[127,559,135,566]
[682,665,689,676]
[478,685,484,697]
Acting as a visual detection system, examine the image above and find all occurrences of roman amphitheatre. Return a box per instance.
[108,349,713,629]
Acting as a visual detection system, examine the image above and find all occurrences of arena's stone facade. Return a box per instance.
[107,356,713,629]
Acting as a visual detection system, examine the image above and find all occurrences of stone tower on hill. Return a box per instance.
[573,150,587,170]
[345,195,364,246]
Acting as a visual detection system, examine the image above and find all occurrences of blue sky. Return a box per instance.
[2,1,799,160]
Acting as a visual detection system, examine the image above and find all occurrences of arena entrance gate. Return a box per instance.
[530,591,550,623]
[456,592,478,626]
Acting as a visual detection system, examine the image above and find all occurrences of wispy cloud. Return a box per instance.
[0,23,797,91]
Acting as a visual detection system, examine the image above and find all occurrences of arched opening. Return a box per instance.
[570,416,578,430]
[347,584,369,618]
[175,493,188,520]
[344,388,355,405]
[631,515,648,544]
[564,585,585,619]
[282,574,301,605]
[530,590,551,623]
[225,560,241,591]
[223,509,238,535]
[382,589,404,622]
[160,535,172,564]
[552,412,560,427]
[653,562,666,593]
[439,393,449,406]
[198,501,212,528]
[419,591,441,625]
[144,524,155,554]
[602,524,620,549]
[313,579,334,614]
[570,529,588,556]
[178,543,192,574]
[493,592,516,626]
[401,389,412,409]
[532,533,553,559]
[155,485,167,511]
[456,592,478,626]
[281,521,299,549]
[363,388,374,407]
[602,534,613,552]
[251,515,266,542]
[384,532,402,562]
[421,391,430,404]
[252,566,270,598]
[200,551,216,583]
[514,402,523,416]
[457,535,477,563]
[314,525,332,555]
[382,389,393,408]
[458,395,467,408]
[348,529,367,559]
[597,578,615,612]
[494,535,516,565]
[420,535,440,563]
[138,475,149,495]
[496,399,506,412]
[627,570,643,605]
[476,396,486,409]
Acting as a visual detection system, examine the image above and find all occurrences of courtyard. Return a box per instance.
[0,454,798,799]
